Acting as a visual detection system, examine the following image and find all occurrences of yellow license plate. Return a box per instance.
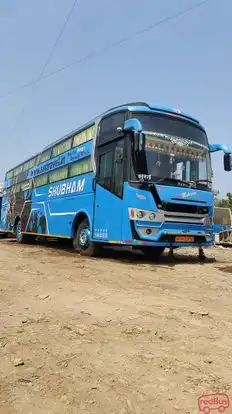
[175,236,194,242]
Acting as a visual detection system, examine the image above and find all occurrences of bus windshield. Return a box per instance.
[130,113,212,189]
[132,112,208,146]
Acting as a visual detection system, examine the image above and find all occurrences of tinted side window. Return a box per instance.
[98,112,126,146]
[34,174,48,188]
[39,149,51,164]
[52,138,72,158]
[49,166,68,184]
[98,151,113,191]
[69,157,92,177]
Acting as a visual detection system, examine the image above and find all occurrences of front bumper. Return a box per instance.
[130,220,214,247]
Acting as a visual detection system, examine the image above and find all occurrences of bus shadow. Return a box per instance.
[38,240,216,267]
[100,247,216,267]
[5,238,217,266]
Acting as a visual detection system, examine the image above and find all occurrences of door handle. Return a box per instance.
[92,178,96,191]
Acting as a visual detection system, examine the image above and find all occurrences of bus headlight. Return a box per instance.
[149,213,156,220]
[137,210,145,219]
[128,208,164,222]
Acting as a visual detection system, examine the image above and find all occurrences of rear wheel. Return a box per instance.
[15,221,34,244]
[73,218,102,257]
[140,246,165,260]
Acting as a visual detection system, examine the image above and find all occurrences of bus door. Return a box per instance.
[93,138,125,243]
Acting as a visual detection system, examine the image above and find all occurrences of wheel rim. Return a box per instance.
[79,227,90,248]
[16,222,22,241]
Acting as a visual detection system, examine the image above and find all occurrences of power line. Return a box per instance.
[0,0,210,101]
[8,0,79,136]
[38,0,79,81]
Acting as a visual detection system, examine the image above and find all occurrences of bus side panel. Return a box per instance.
[0,193,18,232]
[121,183,156,242]
[25,201,48,235]
[27,173,94,238]
[46,193,94,237]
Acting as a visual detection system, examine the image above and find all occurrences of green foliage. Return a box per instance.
[215,192,232,210]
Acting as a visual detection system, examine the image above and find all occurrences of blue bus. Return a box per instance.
[0,102,231,258]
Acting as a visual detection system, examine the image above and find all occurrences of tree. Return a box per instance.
[215,192,232,211]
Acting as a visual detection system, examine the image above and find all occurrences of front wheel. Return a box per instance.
[73,219,102,257]
[140,246,165,260]
[15,221,34,244]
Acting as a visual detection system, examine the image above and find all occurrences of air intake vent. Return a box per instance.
[161,202,208,215]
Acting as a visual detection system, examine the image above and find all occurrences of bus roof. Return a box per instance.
[44,102,201,152]
[6,102,202,174]
[103,102,200,124]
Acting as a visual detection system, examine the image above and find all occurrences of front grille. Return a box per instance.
[160,202,208,215]
[163,211,205,225]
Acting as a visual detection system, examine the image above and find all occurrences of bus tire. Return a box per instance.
[140,246,165,260]
[73,218,102,257]
[15,221,34,244]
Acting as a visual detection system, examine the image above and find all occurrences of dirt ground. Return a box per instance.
[0,239,232,414]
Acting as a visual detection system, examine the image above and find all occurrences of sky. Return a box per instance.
[0,0,231,196]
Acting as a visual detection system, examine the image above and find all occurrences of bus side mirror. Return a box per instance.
[224,153,232,171]
[123,119,144,151]
[123,118,142,133]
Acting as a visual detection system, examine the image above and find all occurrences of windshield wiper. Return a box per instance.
[158,177,192,187]
[130,177,212,187]
[161,177,212,187]
[189,179,212,184]
[129,179,154,185]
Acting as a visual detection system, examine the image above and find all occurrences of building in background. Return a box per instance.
[214,207,232,243]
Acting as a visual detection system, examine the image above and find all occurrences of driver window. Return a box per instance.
[97,139,125,198]
[98,150,113,191]
[98,112,126,146]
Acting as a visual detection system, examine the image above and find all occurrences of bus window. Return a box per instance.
[52,138,72,158]
[6,171,13,180]
[38,149,51,164]
[97,112,126,146]
[69,158,92,177]
[49,166,68,183]
[98,150,113,191]
[34,174,48,188]
[23,157,37,172]
[21,180,33,192]
[73,125,95,148]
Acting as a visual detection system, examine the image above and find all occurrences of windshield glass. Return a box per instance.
[132,112,208,146]
[130,113,212,190]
